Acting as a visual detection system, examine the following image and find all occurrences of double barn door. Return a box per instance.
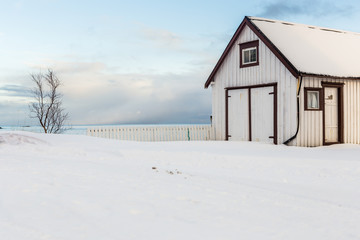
[226,84,277,144]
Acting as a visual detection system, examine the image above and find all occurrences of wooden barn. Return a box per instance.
[205,16,360,147]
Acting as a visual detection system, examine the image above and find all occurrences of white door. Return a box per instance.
[324,87,338,143]
[228,89,249,141]
[251,87,274,143]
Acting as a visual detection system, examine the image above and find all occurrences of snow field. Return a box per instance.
[0,132,360,240]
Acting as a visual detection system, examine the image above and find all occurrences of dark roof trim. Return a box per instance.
[204,16,300,88]
[299,72,360,80]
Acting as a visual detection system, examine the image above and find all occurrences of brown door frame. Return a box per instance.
[321,82,344,145]
[225,82,278,144]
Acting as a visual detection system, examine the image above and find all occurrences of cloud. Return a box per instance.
[27,61,106,74]
[13,60,212,126]
[2,19,221,126]
[258,0,353,18]
[61,70,211,125]
[139,25,183,49]
[0,84,31,97]
[259,2,303,18]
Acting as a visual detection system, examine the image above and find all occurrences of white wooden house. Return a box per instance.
[205,16,360,147]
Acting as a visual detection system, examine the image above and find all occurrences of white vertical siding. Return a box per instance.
[211,25,298,144]
[297,77,360,146]
[297,77,323,147]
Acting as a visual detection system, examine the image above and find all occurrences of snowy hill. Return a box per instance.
[1,132,360,239]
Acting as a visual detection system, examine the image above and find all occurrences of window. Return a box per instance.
[240,40,259,68]
[308,91,319,109]
[304,88,323,111]
[243,47,257,64]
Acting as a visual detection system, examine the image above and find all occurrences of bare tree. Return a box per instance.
[29,69,69,133]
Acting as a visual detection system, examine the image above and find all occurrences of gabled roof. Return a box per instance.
[205,16,360,88]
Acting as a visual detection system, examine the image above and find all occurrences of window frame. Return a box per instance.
[239,40,259,68]
[304,87,323,111]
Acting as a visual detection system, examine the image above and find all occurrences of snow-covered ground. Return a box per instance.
[1,131,360,240]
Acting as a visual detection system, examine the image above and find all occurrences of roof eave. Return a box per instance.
[204,16,300,89]
[299,72,360,80]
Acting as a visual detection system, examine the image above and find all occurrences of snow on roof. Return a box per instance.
[249,17,360,78]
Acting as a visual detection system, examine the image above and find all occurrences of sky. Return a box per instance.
[1,0,360,126]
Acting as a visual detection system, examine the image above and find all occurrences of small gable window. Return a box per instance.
[304,88,323,111]
[243,47,257,64]
[240,40,259,68]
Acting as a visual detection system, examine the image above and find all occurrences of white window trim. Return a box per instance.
[307,91,320,110]
[242,47,257,65]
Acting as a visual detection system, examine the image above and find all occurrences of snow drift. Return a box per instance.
[1,131,360,240]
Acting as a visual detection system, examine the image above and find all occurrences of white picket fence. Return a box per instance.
[87,125,211,141]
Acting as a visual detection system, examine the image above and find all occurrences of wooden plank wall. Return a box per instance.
[211,25,298,144]
[297,77,360,146]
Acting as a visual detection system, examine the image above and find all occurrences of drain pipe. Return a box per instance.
[283,75,303,145]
